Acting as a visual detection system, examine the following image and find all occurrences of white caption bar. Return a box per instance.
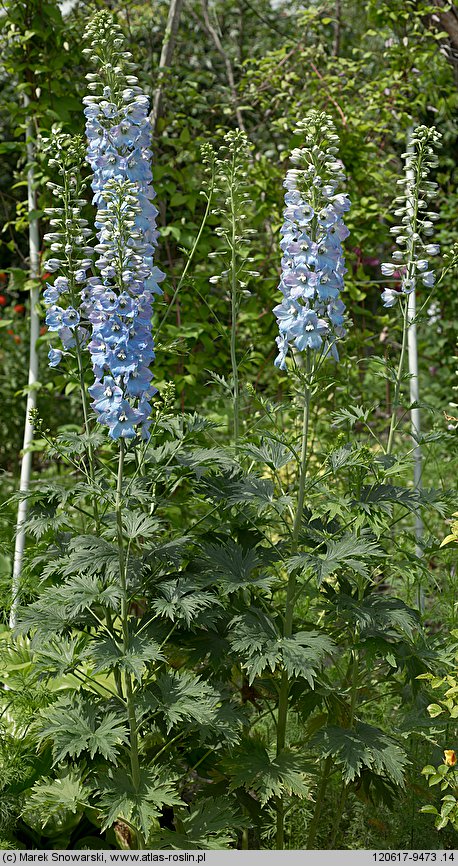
[0,852,457,865]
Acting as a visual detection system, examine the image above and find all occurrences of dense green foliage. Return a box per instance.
[1,0,458,852]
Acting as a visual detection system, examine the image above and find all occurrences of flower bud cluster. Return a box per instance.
[82,12,164,439]
[42,131,94,368]
[273,112,350,370]
[381,126,441,308]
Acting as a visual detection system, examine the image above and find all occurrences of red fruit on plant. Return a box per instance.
[0,295,7,306]
[14,303,25,315]
[40,325,47,336]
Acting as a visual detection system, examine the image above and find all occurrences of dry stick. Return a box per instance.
[309,62,347,127]
[10,96,40,628]
[199,0,246,132]
[150,0,184,137]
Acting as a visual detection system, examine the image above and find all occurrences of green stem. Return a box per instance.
[74,333,101,522]
[230,156,240,446]
[306,755,332,849]
[329,645,360,848]
[276,360,312,850]
[74,331,125,696]
[115,440,144,850]
[329,781,349,849]
[155,167,215,340]
[386,299,409,456]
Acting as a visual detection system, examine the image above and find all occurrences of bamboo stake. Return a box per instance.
[10,97,40,628]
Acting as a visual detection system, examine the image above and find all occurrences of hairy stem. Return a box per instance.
[276,359,312,849]
[230,150,240,446]
[306,755,332,848]
[116,440,144,849]
[386,298,409,455]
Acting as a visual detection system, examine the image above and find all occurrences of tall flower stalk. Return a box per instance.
[39,15,165,847]
[380,126,441,455]
[82,11,163,441]
[210,130,253,446]
[273,112,350,849]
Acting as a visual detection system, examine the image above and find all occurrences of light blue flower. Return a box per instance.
[48,348,62,367]
[274,112,349,369]
[81,12,164,441]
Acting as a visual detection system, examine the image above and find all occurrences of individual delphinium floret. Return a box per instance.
[380,126,441,308]
[273,111,350,370]
[81,11,164,440]
[42,131,94,368]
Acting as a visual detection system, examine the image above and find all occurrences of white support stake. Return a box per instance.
[10,98,40,628]
[406,128,424,607]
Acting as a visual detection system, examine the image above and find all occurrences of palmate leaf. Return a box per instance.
[359,484,420,513]
[199,471,291,514]
[331,404,373,428]
[60,535,120,579]
[328,443,367,472]
[314,722,408,786]
[331,594,420,641]
[196,691,245,747]
[177,447,235,472]
[146,671,220,733]
[28,768,90,825]
[229,609,279,682]
[149,797,242,850]
[62,574,123,616]
[242,440,295,470]
[281,632,336,684]
[145,536,192,568]
[7,481,73,509]
[98,768,181,837]
[122,512,161,541]
[39,695,128,765]
[151,578,219,625]
[222,740,309,805]
[17,591,79,639]
[288,532,384,586]
[34,635,89,678]
[16,575,122,640]
[227,476,285,510]
[49,430,105,457]
[24,511,70,540]
[90,634,164,682]
[229,609,333,685]
[200,540,274,593]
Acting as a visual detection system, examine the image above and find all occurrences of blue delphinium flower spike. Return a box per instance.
[82,12,164,440]
[274,112,350,370]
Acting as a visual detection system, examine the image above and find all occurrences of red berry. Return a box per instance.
[0,295,7,306]
[14,303,25,315]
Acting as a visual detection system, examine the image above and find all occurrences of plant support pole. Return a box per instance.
[406,127,424,570]
[10,98,40,627]
[407,288,423,549]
